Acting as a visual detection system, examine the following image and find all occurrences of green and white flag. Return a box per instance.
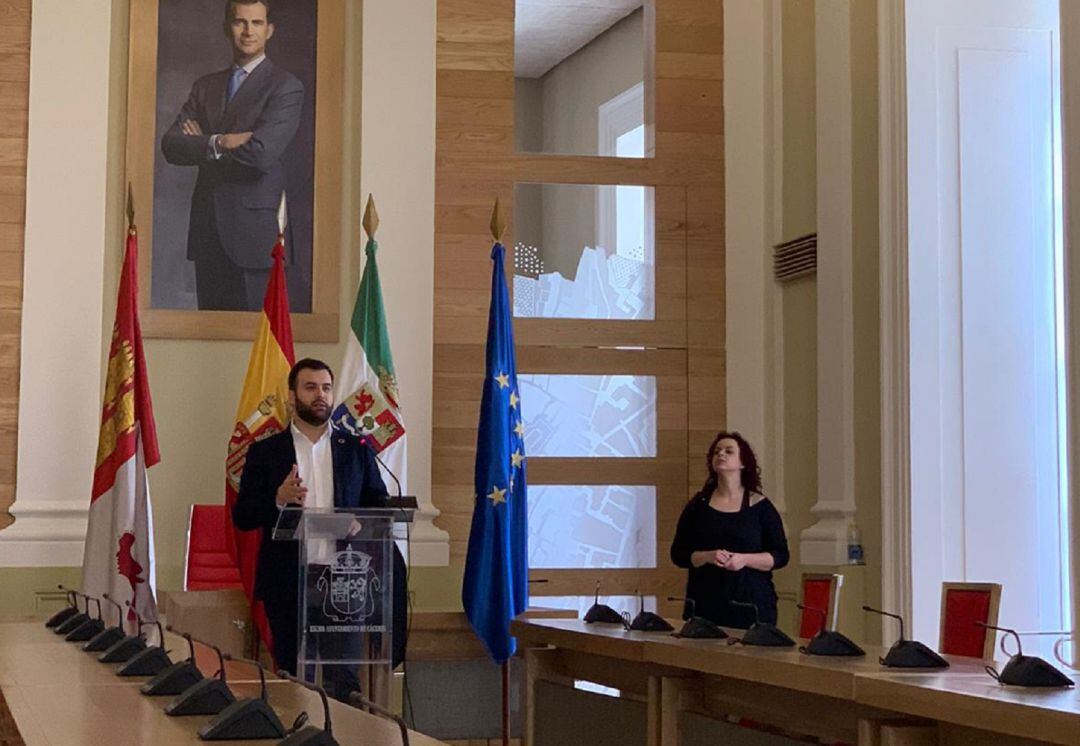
[332,234,406,491]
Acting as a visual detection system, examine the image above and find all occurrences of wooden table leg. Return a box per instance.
[523,647,558,746]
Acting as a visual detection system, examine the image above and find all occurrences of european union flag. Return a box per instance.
[462,241,529,663]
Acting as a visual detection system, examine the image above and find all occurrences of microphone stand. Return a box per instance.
[83,593,127,652]
[349,691,411,746]
[164,632,235,716]
[978,622,1074,687]
[141,627,205,696]
[98,597,148,663]
[797,604,864,657]
[45,585,79,628]
[117,615,172,676]
[197,654,286,740]
[862,605,948,668]
[65,596,106,642]
[54,591,91,635]
[276,669,340,746]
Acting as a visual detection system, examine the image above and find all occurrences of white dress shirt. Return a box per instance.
[290,420,335,563]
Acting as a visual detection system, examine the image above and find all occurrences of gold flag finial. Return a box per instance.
[126,183,135,227]
[489,197,506,242]
[363,194,379,239]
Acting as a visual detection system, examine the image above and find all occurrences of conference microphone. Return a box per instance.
[83,593,127,652]
[796,604,865,657]
[349,690,411,746]
[65,595,106,642]
[862,605,948,668]
[628,589,673,632]
[277,669,339,746]
[667,596,725,639]
[198,654,286,740]
[730,601,795,647]
[98,595,148,663]
[164,632,235,716]
[54,591,91,635]
[141,628,204,696]
[584,580,623,625]
[117,615,172,676]
[45,585,79,628]
[978,622,1074,688]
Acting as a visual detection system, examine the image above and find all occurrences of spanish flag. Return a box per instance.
[81,223,161,634]
[224,233,295,656]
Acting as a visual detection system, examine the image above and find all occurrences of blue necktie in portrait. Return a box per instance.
[226,67,246,102]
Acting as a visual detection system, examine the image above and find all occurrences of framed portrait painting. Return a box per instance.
[126,0,343,340]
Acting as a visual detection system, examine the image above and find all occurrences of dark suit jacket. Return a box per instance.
[161,58,303,269]
[232,426,408,664]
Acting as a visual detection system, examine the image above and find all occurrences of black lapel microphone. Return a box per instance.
[979,622,1074,687]
[797,604,865,657]
[862,605,948,668]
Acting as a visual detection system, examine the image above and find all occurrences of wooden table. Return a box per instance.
[0,621,445,745]
[511,617,1080,746]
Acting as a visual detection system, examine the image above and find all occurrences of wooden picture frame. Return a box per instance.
[125,0,343,341]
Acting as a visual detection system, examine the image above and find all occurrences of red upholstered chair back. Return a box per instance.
[939,582,1002,659]
[184,505,243,591]
[799,573,842,639]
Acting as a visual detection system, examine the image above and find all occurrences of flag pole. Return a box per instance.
[489,197,512,746]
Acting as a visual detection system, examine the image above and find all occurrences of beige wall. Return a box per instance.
[2,0,440,617]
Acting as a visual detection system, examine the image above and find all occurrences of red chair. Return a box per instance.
[799,573,843,639]
[939,582,1001,659]
[183,505,243,591]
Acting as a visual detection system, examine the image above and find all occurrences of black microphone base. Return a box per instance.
[279,726,340,746]
[45,606,78,628]
[674,617,727,639]
[880,640,949,669]
[741,623,796,647]
[800,630,866,657]
[117,646,171,676]
[994,655,1074,687]
[197,697,286,740]
[141,660,204,695]
[583,603,623,624]
[65,618,105,643]
[629,611,674,632]
[165,677,235,716]
[54,612,90,635]
[83,626,125,652]
[99,635,146,663]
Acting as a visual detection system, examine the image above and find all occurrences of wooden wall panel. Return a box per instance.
[433,0,724,608]
[0,0,29,530]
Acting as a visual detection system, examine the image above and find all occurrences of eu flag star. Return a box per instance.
[487,485,507,505]
[495,372,510,389]
[514,421,525,437]
[509,391,519,408]
[511,449,524,468]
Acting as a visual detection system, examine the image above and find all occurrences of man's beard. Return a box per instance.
[295,399,331,426]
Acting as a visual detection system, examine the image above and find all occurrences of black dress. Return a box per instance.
[669,490,790,629]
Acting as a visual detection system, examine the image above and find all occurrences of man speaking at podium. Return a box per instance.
[233,358,405,701]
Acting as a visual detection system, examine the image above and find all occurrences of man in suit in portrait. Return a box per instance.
[161,0,303,311]
[233,358,407,701]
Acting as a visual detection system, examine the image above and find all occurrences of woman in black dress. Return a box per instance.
[670,431,789,629]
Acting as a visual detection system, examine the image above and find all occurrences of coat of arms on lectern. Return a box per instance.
[316,549,381,622]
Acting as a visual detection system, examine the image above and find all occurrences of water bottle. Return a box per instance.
[846,523,865,565]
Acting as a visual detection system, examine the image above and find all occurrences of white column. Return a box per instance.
[0,0,113,567]
[800,0,857,565]
[361,0,448,565]
[724,0,784,509]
